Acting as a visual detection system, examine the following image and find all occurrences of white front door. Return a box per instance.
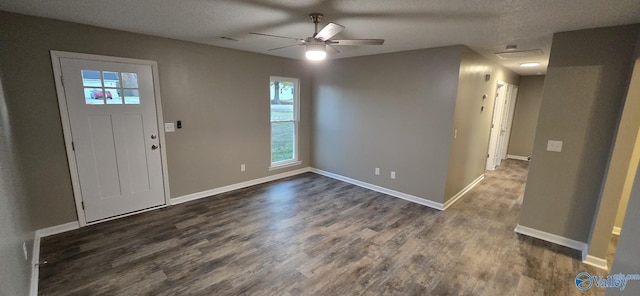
[59,57,165,223]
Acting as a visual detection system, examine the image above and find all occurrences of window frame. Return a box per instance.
[269,76,301,170]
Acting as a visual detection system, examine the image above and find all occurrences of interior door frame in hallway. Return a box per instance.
[50,51,171,227]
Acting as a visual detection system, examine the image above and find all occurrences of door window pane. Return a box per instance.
[123,89,140,104]
[85,88,105,105]
[122,73,138,88]
[81,70,141,106]
[271,121,295,162]
[82,70,102,87]
[102,71,120,88]
[105,88,123,104]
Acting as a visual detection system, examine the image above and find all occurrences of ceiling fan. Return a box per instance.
[250,13,385,61]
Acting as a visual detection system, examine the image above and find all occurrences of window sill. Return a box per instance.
[269,160,302,171]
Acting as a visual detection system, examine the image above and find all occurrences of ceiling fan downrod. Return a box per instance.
[309,13,323,36]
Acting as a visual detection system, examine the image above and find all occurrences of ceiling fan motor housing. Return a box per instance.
[309,13,324,24]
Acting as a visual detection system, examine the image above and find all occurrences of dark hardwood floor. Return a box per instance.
[39,160,605,295]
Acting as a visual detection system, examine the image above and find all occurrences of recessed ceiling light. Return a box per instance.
[520,62,540,67]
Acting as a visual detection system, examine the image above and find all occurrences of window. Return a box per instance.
[270,76,300,169]
[81,70,140,105]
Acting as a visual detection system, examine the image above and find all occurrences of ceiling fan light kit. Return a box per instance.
[305,44,327,61]
[250,13,385,61]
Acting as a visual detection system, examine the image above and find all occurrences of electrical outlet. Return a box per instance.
[375,168,380,175]
[390,171,396,179]
[241,164,246,172]
[22,242,28,261]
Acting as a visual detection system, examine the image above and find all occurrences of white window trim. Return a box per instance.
[269,76,300,170]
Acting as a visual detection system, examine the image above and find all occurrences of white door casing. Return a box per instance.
[51,51,170,226]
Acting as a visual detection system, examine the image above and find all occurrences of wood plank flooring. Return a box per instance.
[39,160,605,295]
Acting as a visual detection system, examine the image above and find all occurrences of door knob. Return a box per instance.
[151,144,159,150]
[150,134,157,139]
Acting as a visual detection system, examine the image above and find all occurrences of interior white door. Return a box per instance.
[500,85,519,160]
[60,57,165,222]
[486,84,506,170]
[495,84,513,166]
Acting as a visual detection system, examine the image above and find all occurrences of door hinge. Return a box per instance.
[61,75,64,87]
[487,154,490,158]
[71,141,75,151]
[81,201,85,209]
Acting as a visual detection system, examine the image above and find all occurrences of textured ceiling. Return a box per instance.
[1,0,640,75]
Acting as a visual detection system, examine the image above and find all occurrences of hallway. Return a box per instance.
[38,160,604,295]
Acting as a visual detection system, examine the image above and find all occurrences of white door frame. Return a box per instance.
[50,51,171,227]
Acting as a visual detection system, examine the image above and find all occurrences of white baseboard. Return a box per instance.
[583,255,609,270]
[507,154,529,161]
[30,235,40,296]
[171,167,311,205]
[514,224,588,260]
[443,174,484,210]
[35,221,80,238]
[31,221,80,296]
[612,226,621,235]
[310,168,444,211]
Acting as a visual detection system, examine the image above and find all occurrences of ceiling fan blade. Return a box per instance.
[314,22,345,41]
[268,44,303,51]
[250,32,303,42]
[328,39,385,46]
[326,45,340,54]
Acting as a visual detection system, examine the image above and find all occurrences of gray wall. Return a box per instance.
[312,46,463,203]
[0,72,35,296]
[444,47,519,202]
[607,162,640,295]
[0,12,312,229]
[507,75,545,158]
[518,25,640,242]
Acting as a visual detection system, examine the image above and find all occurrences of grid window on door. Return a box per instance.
[81,70,140,105]
[270,77,299,167]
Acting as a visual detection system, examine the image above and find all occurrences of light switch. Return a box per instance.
[547,140,563,152]
[164,123,175,132]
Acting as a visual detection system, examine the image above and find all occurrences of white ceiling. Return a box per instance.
[2,0,640,75]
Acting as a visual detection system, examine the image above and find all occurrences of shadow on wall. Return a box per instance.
[571,66,609,237]
[0,72,37,296]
